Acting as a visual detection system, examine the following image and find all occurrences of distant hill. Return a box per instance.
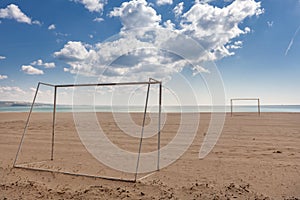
[0,101,52,107]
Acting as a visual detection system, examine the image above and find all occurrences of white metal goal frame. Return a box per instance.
[13,78,162,182]
[230,98,261,116]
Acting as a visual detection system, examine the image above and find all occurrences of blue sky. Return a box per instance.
[0,0,299,105]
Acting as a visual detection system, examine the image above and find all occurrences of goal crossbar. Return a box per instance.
[230,98,260,116]
[13,78,162,182]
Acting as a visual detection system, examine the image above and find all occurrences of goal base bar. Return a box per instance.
[13,163,158,183]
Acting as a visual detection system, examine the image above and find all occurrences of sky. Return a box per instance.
[0,0,299,105]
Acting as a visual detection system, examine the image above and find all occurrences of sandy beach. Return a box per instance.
[0,112,300,199]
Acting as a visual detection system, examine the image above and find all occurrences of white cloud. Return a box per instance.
[0,86,27,101]
[32,20,41,26]
[195,0,214,3]
[285,25,300,56]
[54,30,211,81]
[55,0,263,81]
[0,86,59,103]
[21,65,44,75]
[0,75,8,80]
[226,40,243,50]
[63,68,70,72]
[0,86,25,94]
[54,41,91,61]
[55,32,69,37]
[31,59,56,68]
[48,24,56,30]
[163,20,175,30]
[244,27,251,33]
[173,2,184,17]
[93,17,104,22]
[0,56,6,60]
[0,4,40,25]
[109,0,161,31]
[180,0,263,60]
[72,0,106,13]
[156,0,173,6]
[267,21,273,27]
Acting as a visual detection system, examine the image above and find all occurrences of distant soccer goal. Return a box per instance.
[13,78,162,182]
[230,98,261,116]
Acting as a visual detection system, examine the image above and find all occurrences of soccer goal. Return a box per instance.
[13,78,162,182]
[230,98,261,116]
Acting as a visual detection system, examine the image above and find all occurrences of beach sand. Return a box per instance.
[0,112,300,199]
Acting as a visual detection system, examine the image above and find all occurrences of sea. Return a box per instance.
[0,103,300,113]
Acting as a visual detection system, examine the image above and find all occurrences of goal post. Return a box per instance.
[230,98,261,116]
[13,78,162,182]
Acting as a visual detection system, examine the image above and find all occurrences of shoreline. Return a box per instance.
[1,104,300,113]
